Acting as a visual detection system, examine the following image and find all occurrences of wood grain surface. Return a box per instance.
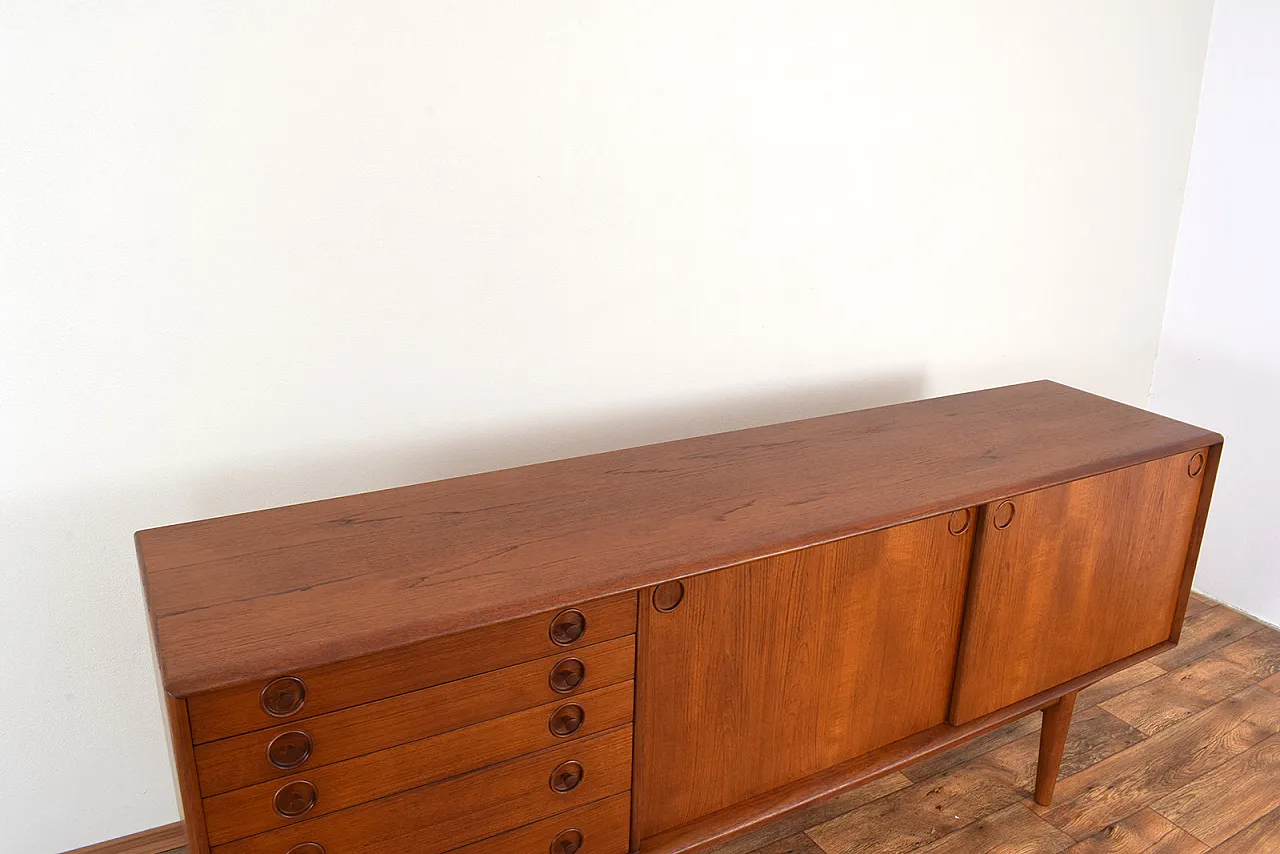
[728,604,1276,854]
[1210,806,1280,853]
[165,695,211,854]
[1035,692,1078,806]
[1037,686,1280,839]
[143,599,1276,854]
[210,726,633,854]
[193,635,635,795]
[635,639,1174,854]
[951,452,1206,723]
[633,514,973,840]
[1147,732,1280,846]
[185,591,635,742]
[60,823,186,854]
[445,793,631,854]
[202,681,634,844]
[1059,807,1207,853]
[1101,630,1280,736]
[136,381,1222,695]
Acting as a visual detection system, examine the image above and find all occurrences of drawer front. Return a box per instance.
[188,592,637,743]
[204,681,635,844]
[195,635,635,796]
[211,726,633,854]
[447,792,631,854]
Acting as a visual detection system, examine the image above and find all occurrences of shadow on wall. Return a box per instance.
[0,370,926,852]
[1151,343,1280,627]
[182,370,930,519]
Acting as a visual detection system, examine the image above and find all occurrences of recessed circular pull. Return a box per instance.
[993,500,1016,530]
[273,780,318,818]
[549,703,585,737]
[947,508,972,536]
[550,760,584,793]
[1189,451,1205,478]
[549,657,586,693]
[551,829,584,854]
[286,845,325,854]
[652,580,685,612]
[261,676,307,718]
[267,731,313,770]
[549,609,587,646]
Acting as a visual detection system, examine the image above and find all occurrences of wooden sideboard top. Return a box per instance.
[137,380,1221,695]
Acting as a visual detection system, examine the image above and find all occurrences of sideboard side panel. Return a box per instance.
[632,513,973,841]
[1169,441,1223,643]
[166,693,212,854]
[950,450,1207,725]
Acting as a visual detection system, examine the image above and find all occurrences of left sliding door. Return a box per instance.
[632,512,974,842]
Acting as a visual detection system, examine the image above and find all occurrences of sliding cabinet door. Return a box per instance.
[950,450,1208,724]
[633,512,973,841]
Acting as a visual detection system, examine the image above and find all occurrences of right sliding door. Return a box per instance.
[950,450,1207,724]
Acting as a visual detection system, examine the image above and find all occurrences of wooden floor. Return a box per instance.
[163,595,1280,854]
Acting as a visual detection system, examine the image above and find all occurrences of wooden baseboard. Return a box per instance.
[63,822,186,854]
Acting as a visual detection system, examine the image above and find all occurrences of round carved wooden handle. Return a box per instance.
[549,703,585,737]
[286,845,325,854]
[267,731,313,770]
[993,500,1016,530]
[652,580,685,612]
[549,657,586,693]
[1189,451,1205,477]
[550,760,584,793]
[260,676,307,718]
[551,829,584,854]
[549,609,587,646]
[273,780,318,818]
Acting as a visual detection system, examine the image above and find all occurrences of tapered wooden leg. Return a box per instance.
[1034,690,1078,807]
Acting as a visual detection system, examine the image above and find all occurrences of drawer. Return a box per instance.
[188,591,637,743]
[204,681,635,844]
[211,726,633,854]
[195,635,635,796]
[447,792,631,854]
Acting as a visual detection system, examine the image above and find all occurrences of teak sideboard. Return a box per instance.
[136,381,1222,854]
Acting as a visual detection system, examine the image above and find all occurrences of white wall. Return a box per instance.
[1150,0,1280,628]
[0,2,1213,850]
